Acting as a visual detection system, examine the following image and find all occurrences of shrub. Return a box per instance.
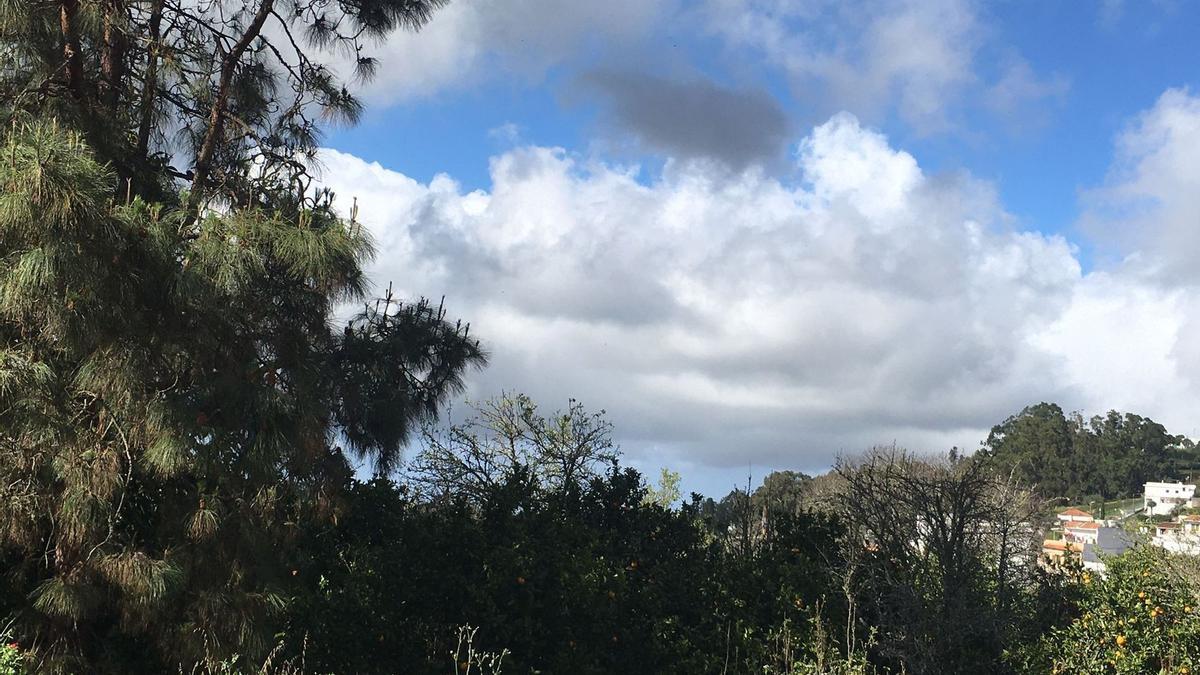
[0,638,25,675]
[1023,547,1200,674]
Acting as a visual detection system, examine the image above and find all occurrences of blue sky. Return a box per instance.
[317,0,1200,497]
[327,1,1197,240]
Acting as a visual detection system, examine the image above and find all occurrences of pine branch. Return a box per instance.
[187,0,275,217]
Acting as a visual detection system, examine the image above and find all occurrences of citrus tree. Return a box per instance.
[1030,547,1200,674]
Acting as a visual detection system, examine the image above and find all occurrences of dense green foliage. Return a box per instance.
[0,0,477,670]
[1016,548,1200,673]
[0,639,20,675]
[285,471,839,674]
[0,118,483,670]
[281,397,846,674]
[981,402,1196,505]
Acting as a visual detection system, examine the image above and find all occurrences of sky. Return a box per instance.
[313,0,1200,497]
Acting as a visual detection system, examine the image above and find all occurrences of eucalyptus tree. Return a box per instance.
[982,402,1194,504]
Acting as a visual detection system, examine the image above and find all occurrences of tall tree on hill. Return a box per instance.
[0,1,472,671]
[981,402,1076,501]
[982,402,1194,504]
[1088,411,1184,497]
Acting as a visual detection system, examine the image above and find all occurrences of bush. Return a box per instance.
[1021,547,1200,674]
[0,639,25,675]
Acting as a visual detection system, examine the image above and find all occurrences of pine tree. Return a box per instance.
[0,0,470,670]
[0,0,447,206]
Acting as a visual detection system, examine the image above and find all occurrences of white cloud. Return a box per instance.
[487,122,522,145]
[984,57,1070,130]
[317,90,1200,492]
[1038,89,1200,440]
[340,0,672,104]
[317,112,1091,479]
[306,0,1064,143]
[700,0,981,132]
[1098,0,1124,27]
[1082,88,1200,285]
[1031,274,1191,430]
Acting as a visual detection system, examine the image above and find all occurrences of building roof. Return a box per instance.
[1081,528,1135,564]
[1042,539,1084,553]
[1157,522,1181,530]
[1059,508,1094,518]
[1067,521,1100,530]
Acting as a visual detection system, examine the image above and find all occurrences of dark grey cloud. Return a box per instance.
[580,71,791,168]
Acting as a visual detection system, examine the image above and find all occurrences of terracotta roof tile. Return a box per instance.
[1042,540,1083,552]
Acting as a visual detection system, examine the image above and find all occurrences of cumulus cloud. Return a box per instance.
[317,112,1091,480]
[1081,88,1200,285]
[1038,89,1200,440]
[1031,274,1191,431]
[577,72,791,169]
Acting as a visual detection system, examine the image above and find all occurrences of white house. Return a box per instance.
[1064,520,1100,545]
[1043,526,1135,574]
[1144,482,1198,516]
[1056,507,1094,525]
[1150,515,1200,554]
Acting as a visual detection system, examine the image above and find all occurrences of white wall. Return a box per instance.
[1144,482,1197,516]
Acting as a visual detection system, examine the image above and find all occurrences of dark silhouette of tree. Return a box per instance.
[834,448,1041,674]
[981,402,1195,504]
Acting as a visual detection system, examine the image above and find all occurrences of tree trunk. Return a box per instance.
[136,0,164,158]
[59,0,84,99]
[187,0,274,216]
[100,0,128,110]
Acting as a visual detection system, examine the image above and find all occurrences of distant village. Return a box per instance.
[1042,480,1200,572]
